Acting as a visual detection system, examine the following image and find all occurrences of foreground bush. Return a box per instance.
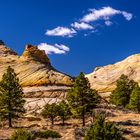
[10,129,61,140]
[34,130,61,139]
[84,115,125,140]
[10,129,33,140]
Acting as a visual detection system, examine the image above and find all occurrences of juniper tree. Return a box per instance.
[41,103,59,125]
[0,66,25,127]
[110,74,137,108]
[67,72,100,126]
[57,100,71,125]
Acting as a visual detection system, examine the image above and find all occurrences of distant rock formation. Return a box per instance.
[0,43,73,87]
[86,54,140,93]
[21,44,51,65]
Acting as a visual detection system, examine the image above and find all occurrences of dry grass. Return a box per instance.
[0,104,140,140]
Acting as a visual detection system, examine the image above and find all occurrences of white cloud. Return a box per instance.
[38,43,70,54]
[45,26,77,37]
[71,22,93,30]
[122,11,133,21]
[105,21,113,26]
[81,6,133,23]
[54,44,70,51]
[44,6,133,38]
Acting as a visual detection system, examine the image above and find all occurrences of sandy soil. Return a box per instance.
[0,103,140,140]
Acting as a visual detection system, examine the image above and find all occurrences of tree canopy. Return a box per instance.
[67,72,100,126]
[128,84,140,112]
[110,74,137,108]
[0,66,25,127]
[41,103,59,125]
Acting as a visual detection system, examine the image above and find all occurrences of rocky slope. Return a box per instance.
[86,54,140,93]
[0,44,73,87]
[0,43,74,114]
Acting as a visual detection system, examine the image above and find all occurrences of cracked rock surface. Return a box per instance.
[86,53,140,93]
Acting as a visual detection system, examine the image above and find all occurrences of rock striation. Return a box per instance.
[86,54,140,93]
[0,43,73,114]
[0,44,73,87]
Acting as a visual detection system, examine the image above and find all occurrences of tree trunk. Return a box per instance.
[8,96,12,128]
[8,112,12,127]
[51,117,54,125]
[82,109,85,126]
[81,94,85,126]
[62,115,65,125]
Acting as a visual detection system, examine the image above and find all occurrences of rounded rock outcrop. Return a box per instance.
[86,53,140,93]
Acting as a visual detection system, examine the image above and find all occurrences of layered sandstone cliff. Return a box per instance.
[0,44,73,87]
[86,54,140,93]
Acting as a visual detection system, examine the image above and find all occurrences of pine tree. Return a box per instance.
[67,72,100,126]
[128,84,140,113]
[0,66,26,127]
[84,115,125,140]
[110,74,137,108]
[41,103,59,125]
[57,100,71,125]
[0,40,5,45]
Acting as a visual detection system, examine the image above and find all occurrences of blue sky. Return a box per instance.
[0,0,140,76]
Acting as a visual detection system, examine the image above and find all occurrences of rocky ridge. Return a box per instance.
[0,43,74,114]
[0,44,73,87]
[86,53,140,93]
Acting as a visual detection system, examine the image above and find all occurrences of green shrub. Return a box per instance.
[10,129,61,140]
[10,129,33,140]
[84,115,125,140]
[34,130,61,139]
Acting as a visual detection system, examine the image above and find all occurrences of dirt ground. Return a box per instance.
[0,103,140,140]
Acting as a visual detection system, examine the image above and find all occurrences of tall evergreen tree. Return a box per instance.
[128,84,140,113]
[0,66,25,127]
[110,74,137,108]
[67,72,100,126]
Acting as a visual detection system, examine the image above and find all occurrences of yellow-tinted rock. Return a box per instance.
[86,54,140,93]
[21,44,51,65]
[0,44,73,87]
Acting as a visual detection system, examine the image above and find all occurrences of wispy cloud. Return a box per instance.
[71,22,93,30]
[81,7,133,23]
[45,27,77,37]
[105,20,113,26]
[122,11,133,21]
[38,43,70,54]
[45,6,133,38]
